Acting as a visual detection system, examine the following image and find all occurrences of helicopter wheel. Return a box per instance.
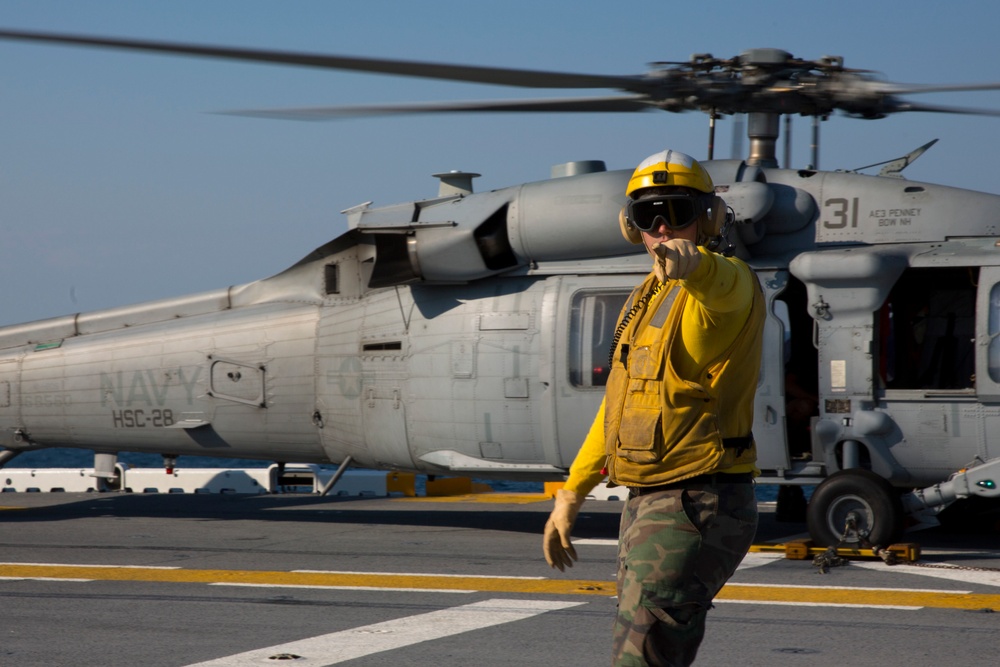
[806,469,904,547]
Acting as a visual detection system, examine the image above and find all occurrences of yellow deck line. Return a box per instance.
[0,563,613,596]
[716,583,998,610]
[1,563,998,610]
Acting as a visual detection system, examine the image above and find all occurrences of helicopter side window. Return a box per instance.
[879,267,977,390]
[568,291,630,388]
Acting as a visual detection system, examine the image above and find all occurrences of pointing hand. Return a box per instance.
[651,238,701,281]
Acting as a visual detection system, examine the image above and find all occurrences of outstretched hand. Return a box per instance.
[651,238,701,282]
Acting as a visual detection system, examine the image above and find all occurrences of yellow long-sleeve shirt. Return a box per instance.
[564,247,760,497]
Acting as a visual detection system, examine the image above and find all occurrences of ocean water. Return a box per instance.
[5,447,784,500]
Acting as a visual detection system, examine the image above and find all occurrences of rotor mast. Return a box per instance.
[745,112,780,168]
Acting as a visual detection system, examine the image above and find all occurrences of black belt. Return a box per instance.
[722,434,754,456]
[627,472,754,497]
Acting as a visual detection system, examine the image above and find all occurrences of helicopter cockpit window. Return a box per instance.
[879,267,977,390]
[569,290,630,388]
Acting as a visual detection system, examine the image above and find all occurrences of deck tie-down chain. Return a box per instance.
[812,511,1000,574]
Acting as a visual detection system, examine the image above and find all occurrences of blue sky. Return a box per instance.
[2,0,999,325]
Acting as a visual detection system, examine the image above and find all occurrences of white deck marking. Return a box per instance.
[293,569,546,580]
[0,561,180,569]
[735,552,786,571]
[183,598,584,666]
[210,582,475,594]
[570,542,804,572]
[851,561,1000,588]
[716,599,922,610]
[731,581,970,594]
[0,576,92,582]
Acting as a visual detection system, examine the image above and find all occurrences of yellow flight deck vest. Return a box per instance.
[604,267,765,487]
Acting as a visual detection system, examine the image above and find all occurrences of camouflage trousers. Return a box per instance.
[612,479,758,667]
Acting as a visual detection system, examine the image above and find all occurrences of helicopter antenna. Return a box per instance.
[809,116,823,170]
[850,138,939,177]
[707,110,719,160]
[730,114,744,159]
[783,115,792,169]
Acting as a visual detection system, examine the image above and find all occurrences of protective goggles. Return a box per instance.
[626,194,705,232]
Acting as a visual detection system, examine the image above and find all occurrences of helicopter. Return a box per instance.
[1,29,999,547]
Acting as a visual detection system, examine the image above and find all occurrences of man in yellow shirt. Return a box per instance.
[542,149,765,666]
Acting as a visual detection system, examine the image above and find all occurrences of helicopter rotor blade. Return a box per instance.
[4,29,1000,122]
[217,95,657,121]
[885,101,1000,117]
[879,81,1000,95]
[0,28,645,91]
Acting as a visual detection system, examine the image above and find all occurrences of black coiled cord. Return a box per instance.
[607,281,665,369]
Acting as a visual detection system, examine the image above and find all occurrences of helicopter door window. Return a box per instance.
[775,276,818,458]
[879,267,977,391]
[987,283,1000,383]
[569,291,630,388]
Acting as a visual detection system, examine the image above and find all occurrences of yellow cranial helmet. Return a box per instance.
[618,149,728,248]
[626,149,715,197]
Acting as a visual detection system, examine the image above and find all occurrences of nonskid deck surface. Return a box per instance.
[2,493,998,667]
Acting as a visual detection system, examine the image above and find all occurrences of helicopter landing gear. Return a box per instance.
[806,469,904,547]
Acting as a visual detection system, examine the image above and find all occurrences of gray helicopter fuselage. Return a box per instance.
[1,161,998,495]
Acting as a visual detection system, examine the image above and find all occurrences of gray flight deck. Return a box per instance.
[2,492,998,666]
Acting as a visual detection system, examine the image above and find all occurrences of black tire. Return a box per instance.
[806,469,904,547]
